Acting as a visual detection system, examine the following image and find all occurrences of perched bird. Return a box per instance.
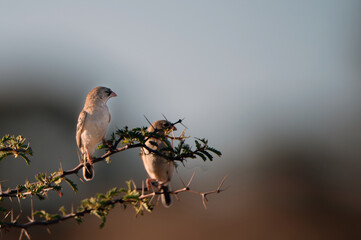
[76,86,117,181]
[140,120,176,207]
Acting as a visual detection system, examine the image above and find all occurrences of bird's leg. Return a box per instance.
[159,179,170,187]
[146,178,157,192]
[82,148,94,180]
[85,148,93,167]
[158,180,170,192]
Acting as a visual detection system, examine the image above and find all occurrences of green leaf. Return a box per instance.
[36,185,46,193]
[0,152,12,161]
[106,187,123,198]
[194,152,207,161]
[18,153,31,165]
[100,218,106,229]
[97,144,107,150]
[201,150,213,161]
[33,210,47,218]
[59,206,66,216]
[35,193,45,200]
[142,202,153,213]
[97,193,106,199]
[206,147,222,157]
[0,135,32,164]
[195,137,208,145]
[64,178,78,192]
[35,173,45,183]
[195,140,201,149]
[74,216,82,224]
[54,176,62,185]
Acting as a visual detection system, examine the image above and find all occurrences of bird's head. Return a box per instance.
[87,86,117,104]
[148,120,177,136]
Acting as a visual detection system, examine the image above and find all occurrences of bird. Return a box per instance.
[140,120,176,207]
[76,86,117,181]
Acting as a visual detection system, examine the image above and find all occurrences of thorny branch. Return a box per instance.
[0,120,221,199]
[0,119,224,235]
[0,144,142,198]
[1,174,227,230]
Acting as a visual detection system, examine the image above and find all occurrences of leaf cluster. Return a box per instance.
[98,126,222,164]
[97,126,148,149]
[0,123,222,232]
[9,172,78,201]
[30,182,152,229]
[0,135,32,164]
[173,137,222,162]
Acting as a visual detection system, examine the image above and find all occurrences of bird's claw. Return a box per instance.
[146,178,158,192]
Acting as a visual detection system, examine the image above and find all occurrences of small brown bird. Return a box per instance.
[76,86,117,181]
[140,120,176,207]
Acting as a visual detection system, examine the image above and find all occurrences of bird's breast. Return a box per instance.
[84,107,110,138]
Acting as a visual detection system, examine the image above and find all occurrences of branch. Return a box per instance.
[0,119,224,239]
[0,147,29,153]
[61,143,143,177]
[1,174,227,230]
[1,197,126,229]
[0,124,221,199]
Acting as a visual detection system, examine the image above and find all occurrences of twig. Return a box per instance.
[0,148,29,153]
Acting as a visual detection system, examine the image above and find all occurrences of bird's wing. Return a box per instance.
[76,110,87,149]
[140,147,145,161]
[140,141,150,159]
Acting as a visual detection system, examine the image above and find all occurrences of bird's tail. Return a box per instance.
[160,184,172,208]
[83,157,94,181]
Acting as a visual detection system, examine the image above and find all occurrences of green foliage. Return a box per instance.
[122,181,152,216]
[28,183,153,229]
[14,171,77,200]
[170,137,222,163]
[99,125,222,163]
[33,210,61,221]
[58,206,67,216]
[0,135,32,164]
[193,138,222,161]
[0,123,222,231]
[64,177,78,192]
[117,127,147,145]
[69,184,151,228]
[105,156,111,164]
[96,126,147,150]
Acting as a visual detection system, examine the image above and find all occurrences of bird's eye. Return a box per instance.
[106,89,111,96]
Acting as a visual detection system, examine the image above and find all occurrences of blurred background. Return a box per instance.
[1,0,361,239]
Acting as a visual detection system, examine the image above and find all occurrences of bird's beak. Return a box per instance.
[110,91,117,97]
